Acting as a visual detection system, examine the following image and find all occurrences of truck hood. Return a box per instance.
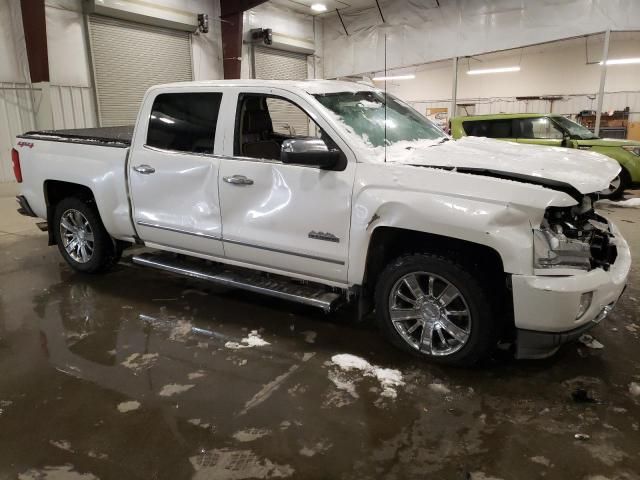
[382,136,620,195]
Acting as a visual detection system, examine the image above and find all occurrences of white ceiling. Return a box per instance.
[269,0,384,16]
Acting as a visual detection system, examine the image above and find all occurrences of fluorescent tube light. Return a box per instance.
[599,57,640,65]
[311,3,327,12]
[467,66,521,75]
[372,74,416,81]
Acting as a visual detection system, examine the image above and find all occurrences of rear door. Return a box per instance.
[216,88,355,284]
[128,89,226,257]
[515,117,564,147]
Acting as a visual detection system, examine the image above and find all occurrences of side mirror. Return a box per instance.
[281,138,340,169]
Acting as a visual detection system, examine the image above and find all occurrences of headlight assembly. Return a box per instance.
[533,228,591,270]
[622,145,640,156]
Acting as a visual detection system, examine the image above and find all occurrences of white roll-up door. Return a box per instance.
[88,15,193,127]
[254,47,309,136]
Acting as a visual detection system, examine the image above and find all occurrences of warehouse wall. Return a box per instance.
[0,0,34,183]
[241,2,321,79]
[323,0,640,79]
[384,34,640,115]
[0,0,223,182]
[45,0,223,129]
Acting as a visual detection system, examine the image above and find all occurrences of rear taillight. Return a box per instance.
[11,148,22,183]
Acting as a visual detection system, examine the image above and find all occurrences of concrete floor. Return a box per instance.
[1,185,639,480]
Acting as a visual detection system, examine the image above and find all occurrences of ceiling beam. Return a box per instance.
[20,0,50,83]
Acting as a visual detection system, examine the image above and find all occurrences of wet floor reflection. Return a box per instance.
[1,214,640,478]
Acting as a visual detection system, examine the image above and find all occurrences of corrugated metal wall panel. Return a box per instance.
[88,15,193,127]
[0,83,36,183]
[50,85,97,130]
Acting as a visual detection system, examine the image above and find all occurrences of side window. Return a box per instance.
[517,118,563,139]
[486,120,513,138]
[146,92,222,154]
[462,120,512,138]
[462,120,488,137]
[266,98,319,138]
[235,94,331,161]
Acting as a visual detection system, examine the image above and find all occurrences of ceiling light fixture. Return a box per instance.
[599,57,640,65]
[311,3,327,12]
[372,74,416,81]
[467,66,521,75]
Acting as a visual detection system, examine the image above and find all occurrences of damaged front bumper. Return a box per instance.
[511,222,631,359]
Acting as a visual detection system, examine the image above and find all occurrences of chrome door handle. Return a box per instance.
[133,164,155,174]
[223,175,254,185]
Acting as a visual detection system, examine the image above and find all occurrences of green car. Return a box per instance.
[450,113,640,198]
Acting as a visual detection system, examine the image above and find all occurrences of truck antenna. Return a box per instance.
[384,33,387,163]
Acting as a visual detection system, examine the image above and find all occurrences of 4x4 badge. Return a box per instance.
[308,231,340,243]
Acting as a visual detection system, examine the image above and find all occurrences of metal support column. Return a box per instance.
[594,29,610,137]
[450,56,458,120]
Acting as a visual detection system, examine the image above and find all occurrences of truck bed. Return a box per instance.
[18,126,134,148]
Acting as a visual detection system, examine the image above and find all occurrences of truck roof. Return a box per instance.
[452,113,561,122]
[151,79,378,95]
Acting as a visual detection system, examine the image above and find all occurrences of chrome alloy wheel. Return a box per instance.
[600,174,621,196]
[388,272,471,356]
[60,209,95,264]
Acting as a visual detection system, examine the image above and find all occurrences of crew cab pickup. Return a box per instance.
[12,80,631,365]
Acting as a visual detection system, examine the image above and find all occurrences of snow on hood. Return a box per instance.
[363,136,621,195]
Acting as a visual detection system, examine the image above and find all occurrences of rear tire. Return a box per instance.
[374,253,498,367]
[53,197,119,273]
[599,168,630,200]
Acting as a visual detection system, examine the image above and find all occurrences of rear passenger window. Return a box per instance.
[463,119,513,138]
[146,93,222,154]
[516,118,563,139]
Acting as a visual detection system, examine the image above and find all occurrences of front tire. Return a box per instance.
[599,168,630,199]
[53,197,119,273]
[374,253,498,367]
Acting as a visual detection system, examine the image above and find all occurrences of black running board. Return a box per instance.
[131,252,343,312]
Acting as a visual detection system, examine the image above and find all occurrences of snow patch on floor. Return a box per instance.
[117,400,141,413]
[302,331,317,344]
[329,354,404,400]
[188,418,211,429]
[225,330,270,350]
[596,197,640,208]
[299,441,332,457]
[629,382,640,397]
[190,448,293,479]
[121,352,159,371]
[49,440,73,452]
[188,370,207,380]
[428,383,451,395]
[530,456,552,467]
[233,428,270,442]
[159,383,194,397]
[18,465,99,480]
[170,319,193,341]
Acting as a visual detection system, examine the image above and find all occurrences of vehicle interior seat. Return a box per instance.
[241,97,282,160]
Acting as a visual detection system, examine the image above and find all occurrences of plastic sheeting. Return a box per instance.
[323,0,640,78]
[241,2,318,79]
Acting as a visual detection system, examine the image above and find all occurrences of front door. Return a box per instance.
[217,90,355,283]
[129,90,225,257]
[515,117,564,147]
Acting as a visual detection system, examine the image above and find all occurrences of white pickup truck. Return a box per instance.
[13,80,631,365]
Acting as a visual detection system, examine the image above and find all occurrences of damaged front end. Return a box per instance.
[533,195,618,272]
